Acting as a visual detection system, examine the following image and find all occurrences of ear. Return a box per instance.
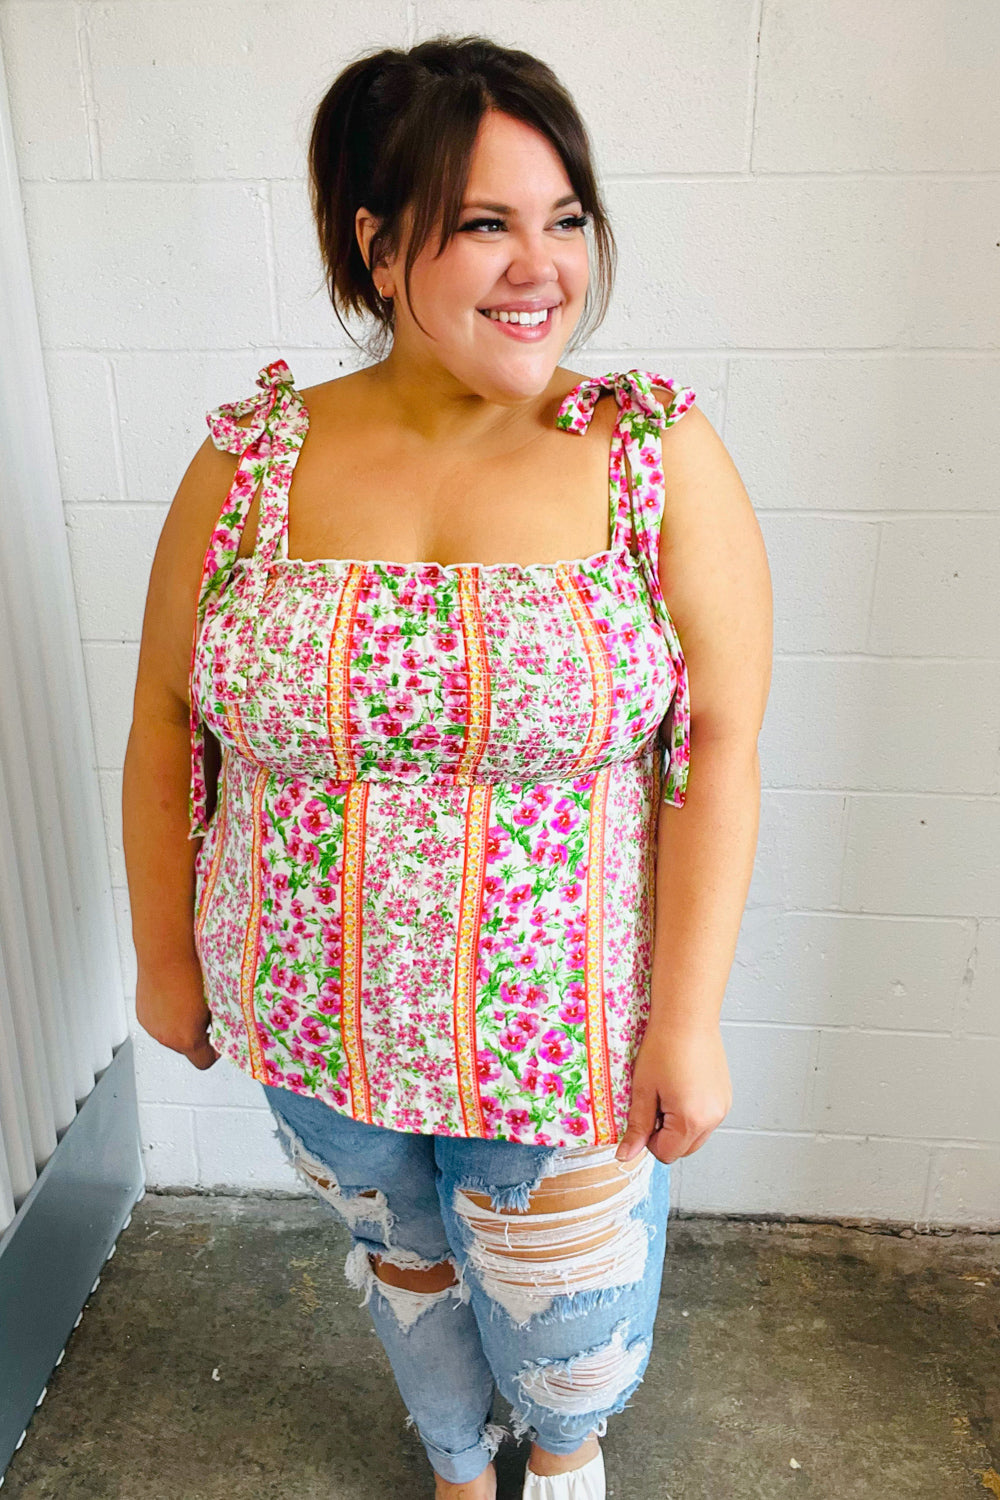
[355,206,377,271]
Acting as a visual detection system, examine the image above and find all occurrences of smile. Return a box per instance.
[478,306,553,326]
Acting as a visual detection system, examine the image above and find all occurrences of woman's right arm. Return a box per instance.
[122,429,242,1070]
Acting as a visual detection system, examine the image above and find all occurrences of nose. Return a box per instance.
[504,227,559,288]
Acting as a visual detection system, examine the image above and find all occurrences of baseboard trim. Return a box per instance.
[0,1034,144,1476]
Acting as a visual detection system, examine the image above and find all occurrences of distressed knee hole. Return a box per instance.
[453,1144,655,1323]
[515,1322,648,1420]
[344,1243,470,1332]
[368,1252,458,1293]
[269,1112,471,1329]
[270,1112,397,1236]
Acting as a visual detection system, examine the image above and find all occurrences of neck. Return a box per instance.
[362,351,562,449]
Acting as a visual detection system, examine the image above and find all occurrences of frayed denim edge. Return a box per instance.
[449,1145,567,1214]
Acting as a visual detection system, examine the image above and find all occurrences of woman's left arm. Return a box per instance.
[617,400,773,1165]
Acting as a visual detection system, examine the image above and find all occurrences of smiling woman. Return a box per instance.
[309,38,616,373]
[123,30,769,1500]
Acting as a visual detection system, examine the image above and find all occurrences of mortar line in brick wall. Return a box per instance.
[742,908,982,923]
[669,1126,1000,1147]
[862,522,884,661]
[770,650,1000,660]
[745,898,994,915]
[835,791,852,909]
[190,1105,203,1184]
[719,357,732,441]
[260,178,281,344]
[722,1021,971,1038]
[760,787,1000,800]
[74,1,100,180]
[951,921,980,1039]
[603,169,1000,183]
[801,1027,824,1131]
[746,0,765,174]
[756,509,1000,519]
[103,360,128,502]
[920,1147,942,1222]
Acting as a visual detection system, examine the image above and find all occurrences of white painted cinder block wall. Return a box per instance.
[2,0,997,1226]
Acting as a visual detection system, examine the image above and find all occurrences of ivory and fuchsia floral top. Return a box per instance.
[188,358,695,1147]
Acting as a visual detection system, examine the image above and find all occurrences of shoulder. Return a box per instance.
[298,367,366,407]
[646,383,751,541]
[649,386,773,739]
[297,366,394,438]
[649,384,745,511]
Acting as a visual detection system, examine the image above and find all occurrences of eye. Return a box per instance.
[458,213,591,234]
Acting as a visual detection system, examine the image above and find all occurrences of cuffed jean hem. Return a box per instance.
[415,1418,509,1485]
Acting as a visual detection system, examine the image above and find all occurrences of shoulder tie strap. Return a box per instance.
[205,356,296,453]
[556,369,696,807]
[187,358,306,838]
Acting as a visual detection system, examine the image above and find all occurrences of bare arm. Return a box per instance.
[617,400,773,1162]
[122,425,243,1068]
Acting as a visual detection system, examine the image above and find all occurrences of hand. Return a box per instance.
[136,957,220,1071]
[616,1021,732,1166]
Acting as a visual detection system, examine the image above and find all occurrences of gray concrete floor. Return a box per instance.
[2,1194,998,1499]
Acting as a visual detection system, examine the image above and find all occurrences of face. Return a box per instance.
[357,109,591,402]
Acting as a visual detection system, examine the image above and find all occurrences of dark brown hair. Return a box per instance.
[307,33,617,360]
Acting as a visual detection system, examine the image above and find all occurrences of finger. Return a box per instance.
[679,1127,714,1157]
[615,1125,653,1163]
[648,1110,690,1164]
[654,1122,716,1164]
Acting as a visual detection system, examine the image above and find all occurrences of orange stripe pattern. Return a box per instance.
[339,781,372,1122]
[239,767,270,1081]
[583,764,615,1142]
[555,566,614,770]
[453,784,492,1136]
[224,702,258,763]
[456,569,492,780]
[326,563,366,777]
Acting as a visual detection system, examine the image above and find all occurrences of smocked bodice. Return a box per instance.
[187,361,695,839]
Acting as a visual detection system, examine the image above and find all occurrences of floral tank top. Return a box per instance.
[188,358,696,1148]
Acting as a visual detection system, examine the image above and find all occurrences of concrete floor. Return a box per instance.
[2,1194,998,1500]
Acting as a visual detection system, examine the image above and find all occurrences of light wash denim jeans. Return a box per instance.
[261,1082,672,1487]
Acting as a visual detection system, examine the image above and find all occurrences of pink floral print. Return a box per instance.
[188,358,695,1147]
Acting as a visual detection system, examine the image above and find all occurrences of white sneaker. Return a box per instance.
[521,1446,606,1499]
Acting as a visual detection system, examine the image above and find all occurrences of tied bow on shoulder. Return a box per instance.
[205,358,306,457]
[558,368,678,437]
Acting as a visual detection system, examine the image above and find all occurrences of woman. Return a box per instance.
[123,34,771,1500]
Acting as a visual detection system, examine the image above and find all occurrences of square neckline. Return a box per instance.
[229,542,641,578]
[232,372,645,579]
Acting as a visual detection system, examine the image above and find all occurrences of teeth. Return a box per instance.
[482,306,552,326]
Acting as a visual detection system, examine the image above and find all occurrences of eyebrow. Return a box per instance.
[460,194,582,214]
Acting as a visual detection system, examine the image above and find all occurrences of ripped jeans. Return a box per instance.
[261,1082,672,1487]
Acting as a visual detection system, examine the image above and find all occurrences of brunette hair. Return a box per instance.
[307,33,617,359]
